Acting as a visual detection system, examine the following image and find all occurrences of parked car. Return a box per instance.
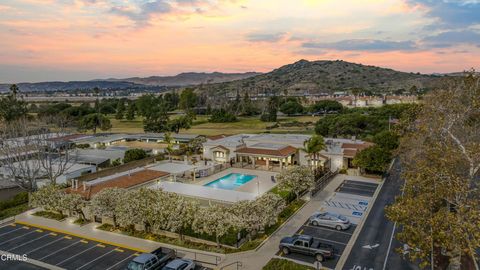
[279,234,335,262]
[126,247,176,270]
[162,259,196,270]
[309,211,351,230]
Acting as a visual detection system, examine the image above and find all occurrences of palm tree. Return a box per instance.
[302,135,326,168]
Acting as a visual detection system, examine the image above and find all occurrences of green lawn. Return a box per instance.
[263,258,315,270]
[108,115,319,135]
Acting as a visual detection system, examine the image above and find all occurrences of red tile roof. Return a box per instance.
[67,169,169,199]
[207,134,229,140]
[236,145,297,157]
[341,142,373,150]
[343,149,358,158]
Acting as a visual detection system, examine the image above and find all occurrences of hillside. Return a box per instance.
[195,60,444,96]
[0,72,260,92]
[112,72,261,86]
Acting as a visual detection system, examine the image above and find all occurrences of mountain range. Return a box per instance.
[193,60,447,96]
[1,60,457,94]
[0,72,261,92]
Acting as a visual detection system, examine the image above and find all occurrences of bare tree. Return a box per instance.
[0,117,75,192]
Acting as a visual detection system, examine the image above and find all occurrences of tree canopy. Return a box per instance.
[78,113,112,134]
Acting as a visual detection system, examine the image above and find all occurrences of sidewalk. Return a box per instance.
[217,174,348,270]
[14,210,225,264]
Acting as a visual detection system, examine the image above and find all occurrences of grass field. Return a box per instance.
[109,115,319,135]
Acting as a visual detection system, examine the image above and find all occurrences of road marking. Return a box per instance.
[97,244,106,248]
[56,244,98,266]
[9,224,16,227]
[64,236,72,239]
[15,221,147,253]
[312,236,348,246]
[8,233,51,252]
[77,249,116,270]
[80,239,88,244]
[0,227,25,237]
[38,240,81,260]
[362,243,380,249]
[114,248,124,252]
[25,237,65,255]
[299,229,304,234]
[134,253,140,256]
[36,229,43,233]
[105,254,136,270]
[50,233,57,236]
[382,169,406,270]
[23,226,30,229]
[303,225,354,236]
[0,230,37,245]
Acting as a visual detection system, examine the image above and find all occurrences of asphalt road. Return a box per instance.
[343,160,419,270]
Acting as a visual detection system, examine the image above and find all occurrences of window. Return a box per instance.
[214,151,225,158]
[294,241,302,246]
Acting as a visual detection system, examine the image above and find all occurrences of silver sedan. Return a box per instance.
[309,211,351,230]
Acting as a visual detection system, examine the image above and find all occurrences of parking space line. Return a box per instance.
[105,254,136,270]
[313,236,348,246]
[64,236,72,239]
[114,248,124,252]
[303,225,354,236]
[56,245,98,266]
[35,229,43,233]
[15,221,148,253]
[0,230,37,245]
[97,244,106,248]
[80,239,88,243]
[9,224,16,227]
[23,226,30,229]
[76,249,116,270]
[25,237,65,255]
[0,227,25,237]
[50,232,57,236]
[38,240,81,260]
[8,233,51,252]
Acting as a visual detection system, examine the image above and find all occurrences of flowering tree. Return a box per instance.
[30,184,65,214]
[164,195,199,240]
[61,193,87,221]
[232,193,285,240]
[192,204,237,247]
[90,187,126,229]
[116,188,157,231]
[277,166,315,199]
[255,193,286,229]
[148,190,176,232]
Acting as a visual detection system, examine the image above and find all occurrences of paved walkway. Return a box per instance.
[217,174,350,270]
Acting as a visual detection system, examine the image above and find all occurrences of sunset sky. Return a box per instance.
[1,0,479,83]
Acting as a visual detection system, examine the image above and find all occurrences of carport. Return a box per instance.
[148,162,197,182]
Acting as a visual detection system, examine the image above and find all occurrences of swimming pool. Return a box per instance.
[204,173,257,190]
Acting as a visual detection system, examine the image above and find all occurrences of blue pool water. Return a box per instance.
[204,173,256,190]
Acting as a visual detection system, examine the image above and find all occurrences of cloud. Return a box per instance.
[422,30,480,48]
[246,32,286,43]
[407,0,480,29]
[110,0,172,26]
[302,39,417,52]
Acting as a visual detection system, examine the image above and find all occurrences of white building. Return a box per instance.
[203,133,372,172]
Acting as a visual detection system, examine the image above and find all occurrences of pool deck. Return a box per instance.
[193,168,278,196]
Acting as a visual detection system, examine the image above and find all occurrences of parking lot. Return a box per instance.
[0,223,210,270]
[277,179,379,269]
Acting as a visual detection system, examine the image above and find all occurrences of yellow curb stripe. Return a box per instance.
[80,240,88,244]
[36,229,43,233]
[15,221,147,253]
[114,248,124,252]
[97,244,105,248]
[134,253,140,256]
[50,233,58,236]
[299,229,304,234]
